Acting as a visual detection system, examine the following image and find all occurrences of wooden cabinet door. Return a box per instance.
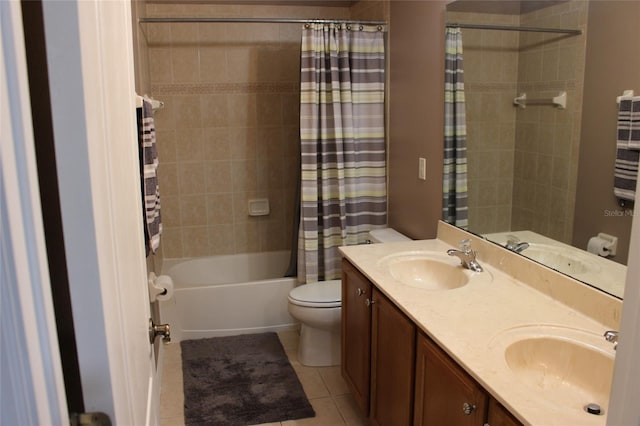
[341,259,372,416]
[370,288,416,426]
[414,333,488,426]
[486,398,523,426]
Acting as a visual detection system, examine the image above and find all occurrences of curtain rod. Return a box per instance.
[446,22,582,35]
[139,17,387,26]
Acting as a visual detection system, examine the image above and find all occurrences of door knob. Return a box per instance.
[148,318,171,344]
[356,288,366,296]
[462,402,476,415]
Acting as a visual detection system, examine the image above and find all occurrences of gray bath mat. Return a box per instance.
[181,332,315,425]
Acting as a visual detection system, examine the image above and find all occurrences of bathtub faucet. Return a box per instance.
[447,239,483,272]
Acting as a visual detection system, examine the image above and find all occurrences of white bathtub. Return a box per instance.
[160,251,298,342]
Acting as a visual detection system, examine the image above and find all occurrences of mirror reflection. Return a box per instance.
[446,0,638,299]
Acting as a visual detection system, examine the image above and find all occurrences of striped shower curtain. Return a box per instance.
[298,23,387,283]
[443,27,468,228]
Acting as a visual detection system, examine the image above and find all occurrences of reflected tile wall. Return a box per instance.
[449,0,587,241]
[144,2,353,258]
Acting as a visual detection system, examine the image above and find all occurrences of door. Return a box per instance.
[39,0,159,424]
[341,259,373,416]
[370,288,416,426]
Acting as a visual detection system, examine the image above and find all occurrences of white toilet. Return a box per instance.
[287,228,410,366]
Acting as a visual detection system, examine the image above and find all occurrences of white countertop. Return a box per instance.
[339,233,618,426]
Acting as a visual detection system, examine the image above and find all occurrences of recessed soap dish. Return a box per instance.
[248,198,270,216]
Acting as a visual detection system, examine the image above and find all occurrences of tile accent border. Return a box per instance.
[151,82,299,95]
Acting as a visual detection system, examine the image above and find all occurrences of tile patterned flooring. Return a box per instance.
[160,330,369,426]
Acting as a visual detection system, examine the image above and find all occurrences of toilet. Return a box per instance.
[287,228,410,366]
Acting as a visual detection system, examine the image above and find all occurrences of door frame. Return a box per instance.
[0,1,68,424]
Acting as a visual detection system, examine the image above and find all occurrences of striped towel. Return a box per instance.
[138,99,162,254]
[613,96,639,202]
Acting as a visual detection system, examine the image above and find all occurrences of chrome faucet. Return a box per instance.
[604,330,619,350]
[505,236,530,253]
[447,239,483,272]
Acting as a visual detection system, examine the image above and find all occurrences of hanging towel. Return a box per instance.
[629,97,640,149]
[614,97,639,202]
[137,99,162,254]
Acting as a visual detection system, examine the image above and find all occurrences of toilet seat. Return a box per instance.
[288,280,341,308]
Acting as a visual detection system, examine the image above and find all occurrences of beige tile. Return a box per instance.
[257,94,283,126]
[206,193,234,224]
[256,127,283,160]
[161,227,183,259]
[160,417,185,426]
[277,329,300,352]
[156,130,177,163]
[333,394,368,426]
[198,22,227,44]
[162,341,182,367]
[207,224,236,255]
[175,128,204,162]
[228,94,257,126]
[153,95,176,131]
[199,47,228,82]
[178,163,206,195]
[161,196,181,227]
[204,161,233,193]
[182,226,210,257]
[234,221,260,253]
[231,160,258,192]
[180,195,207,227]
[203,128,231,161]
[145,23,171,46]
[149,48,173,84]
[259,220,287,251]
[281,397,345,426]
[226,47,255,82]
[318,367,350,397]
[170,22,198,45]
[173,95,202,129]
[295,368,330,400]
[158,163,179,196]
[171,47,200,83]
[200,95,229,128]
[229,127,257,160]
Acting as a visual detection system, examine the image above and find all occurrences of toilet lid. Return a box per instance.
[288,280,341,308]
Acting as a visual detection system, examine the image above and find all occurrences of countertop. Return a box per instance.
[338,226,619,426]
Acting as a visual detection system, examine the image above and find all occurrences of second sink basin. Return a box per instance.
[379,251,492,290]
[490,325,615,414]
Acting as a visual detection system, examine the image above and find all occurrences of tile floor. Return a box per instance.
[159,330,369,426]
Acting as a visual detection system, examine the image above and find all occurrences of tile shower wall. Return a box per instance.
[513,1,587,243]
[449,0,587,242]
[447,11,520,233]
[142,3,355,258]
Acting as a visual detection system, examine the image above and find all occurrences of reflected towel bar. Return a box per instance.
[513,91,567,109]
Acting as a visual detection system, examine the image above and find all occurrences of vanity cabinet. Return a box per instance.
[341,259,416,425]
[414,333,487,426]
[486,398,522,426]
[341,259,523,426]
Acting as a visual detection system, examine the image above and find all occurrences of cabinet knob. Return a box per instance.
[365,298,376,307]
[462,402,476,415]
[356,288,366,296]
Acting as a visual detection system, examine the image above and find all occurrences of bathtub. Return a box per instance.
[160,251,298,342]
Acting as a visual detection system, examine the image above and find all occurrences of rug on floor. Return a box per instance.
[181,332,315,426]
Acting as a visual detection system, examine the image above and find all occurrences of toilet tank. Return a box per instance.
[367,228,410,243]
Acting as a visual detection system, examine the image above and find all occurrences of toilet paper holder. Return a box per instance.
[148,272,174,302]
[588,233,618,257]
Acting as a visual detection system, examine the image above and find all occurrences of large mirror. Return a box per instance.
[446,0,639,299]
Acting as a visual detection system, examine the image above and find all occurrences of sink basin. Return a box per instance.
[520,244,597,275]
[379,251,492,290]
[491,325,615,412]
